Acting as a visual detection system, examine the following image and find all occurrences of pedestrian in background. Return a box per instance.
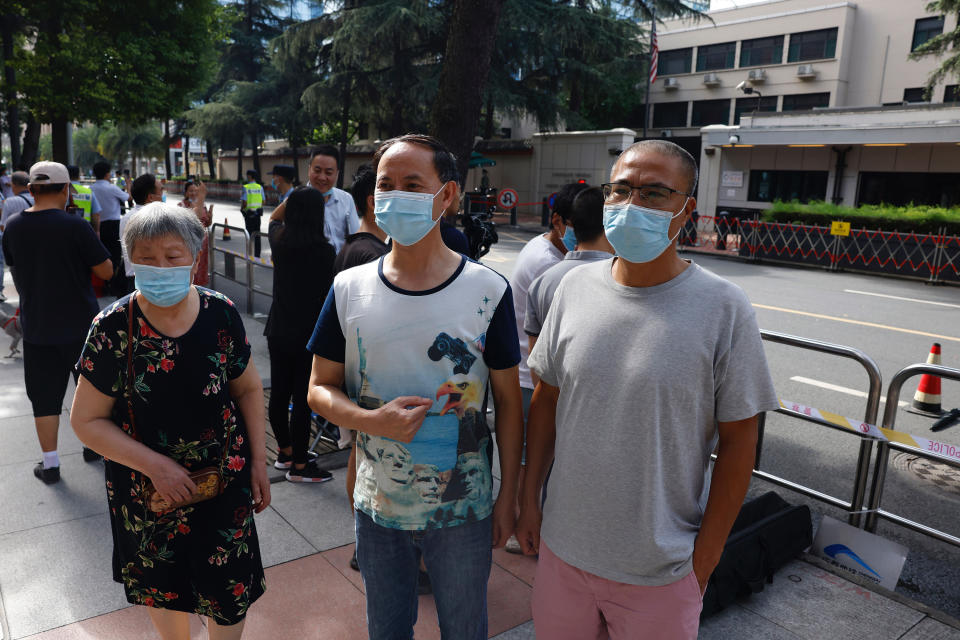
[118,174,165,294]
[269,164,296,203]
[265,186,337,482]
[240,169,265,258]
[334,164,389,274]
[1,162,112,483]
[179,179,213,287]
[67,165,102,231]
[91,161,131,296]
[71,203,270,640]
[0,171,33,302]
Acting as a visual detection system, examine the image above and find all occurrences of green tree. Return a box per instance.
[909,1,960,93]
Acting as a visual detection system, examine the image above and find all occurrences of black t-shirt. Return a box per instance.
[333,231,390,275]
[1,208,110,344]
[264,219,337,343]
[440,218,470,256]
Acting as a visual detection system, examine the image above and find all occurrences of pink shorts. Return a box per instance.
[532,543,703,640]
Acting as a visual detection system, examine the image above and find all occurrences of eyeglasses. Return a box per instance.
[601,182,690,206]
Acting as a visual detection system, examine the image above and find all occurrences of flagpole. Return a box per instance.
[643,10,656,139]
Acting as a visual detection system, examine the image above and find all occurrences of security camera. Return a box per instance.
[729,134,740,145]
[736,81,747,92]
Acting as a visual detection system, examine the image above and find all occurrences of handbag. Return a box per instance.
[125,291,227,513]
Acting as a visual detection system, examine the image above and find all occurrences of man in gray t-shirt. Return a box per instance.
[518,141,778,640]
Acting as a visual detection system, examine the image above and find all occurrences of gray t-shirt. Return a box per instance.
[524,250,612,337]
[528,260,778,586]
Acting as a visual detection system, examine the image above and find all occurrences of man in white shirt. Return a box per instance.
[118,174,164,293]
[270,146,359,253]
[90,162,130,296]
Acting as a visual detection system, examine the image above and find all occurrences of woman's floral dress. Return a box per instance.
[78,288,265,625]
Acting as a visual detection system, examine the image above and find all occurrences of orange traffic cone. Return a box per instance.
[907,343,944,417]
[222,216,232,241]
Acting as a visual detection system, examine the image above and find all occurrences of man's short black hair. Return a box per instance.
[372,134,460,186]
[310,145,341,171]
[553,182,590,223]
[246,169,260,182]
[30,183,68,195]
[131,174,157,205]
[350,164,376,218]
[67,165,81,181]
[93,162,111,180]
[569,187,605,244]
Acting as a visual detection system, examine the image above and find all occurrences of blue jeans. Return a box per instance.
[355,510,492,640]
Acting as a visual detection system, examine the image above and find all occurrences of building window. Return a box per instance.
[740,35,784,67]
[912,16,944,51]
[691,99,731,126]
[787,28,838,62]
[749,170,828,203]
[696,42,737,72]
[903,87,928,103]
[946,85,960,102]
[660,48,693,75]
[782,92,830,111]
[734,96,778,124]
[858,172,960,207]
[653,102,689,128]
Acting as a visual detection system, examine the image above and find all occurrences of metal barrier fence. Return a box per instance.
[865,363,960,546]
[678,214,743,254]
[209,223,256,314]
[756,331,883,527]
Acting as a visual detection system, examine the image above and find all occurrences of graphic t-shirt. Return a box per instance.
[308,256,520,530]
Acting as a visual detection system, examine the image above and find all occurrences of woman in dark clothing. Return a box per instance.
[265,186,337,482]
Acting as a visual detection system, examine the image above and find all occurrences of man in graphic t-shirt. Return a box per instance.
[307,134,523,640]
[517,140,779,639]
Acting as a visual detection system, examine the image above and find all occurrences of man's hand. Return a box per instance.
[147,455,198,506]
[691,543,718,596]
[365,396,432,442]
[491,492,516,549]
[515,504,542,555]
[251,462,272,513]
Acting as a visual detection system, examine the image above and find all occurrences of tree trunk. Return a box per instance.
[291,143,300,185]
[338,76,352,188]
[483,92,494,139]
[52,116,69,164]
[2,14,21,167]
[251,130,261,178]
[184,135,191,177]
[428,0,506,183]
[236,135,244,182]
[20,111,39,167]
[163,120,173,179]
[206,138,216,178]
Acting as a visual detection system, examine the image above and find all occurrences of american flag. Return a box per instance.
[649,24,659,84]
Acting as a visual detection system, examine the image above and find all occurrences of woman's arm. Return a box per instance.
[70,376,199,504]
[228,361,271,512]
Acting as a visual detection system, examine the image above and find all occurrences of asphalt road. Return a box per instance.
[192,196,960,618]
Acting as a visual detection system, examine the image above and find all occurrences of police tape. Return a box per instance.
[778,399,960,463]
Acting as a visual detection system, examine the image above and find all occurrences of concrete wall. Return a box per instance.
[530,129,636,202]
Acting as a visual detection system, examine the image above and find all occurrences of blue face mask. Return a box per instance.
[561,225,578,251]
[374,185,445,246]
[133,263,194,307]
[602,198,688,264]
[161,192,167,203]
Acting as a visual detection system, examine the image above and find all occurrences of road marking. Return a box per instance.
[498,231,535,242]
[753,303,960,344]
[790,376,909,407]
[843,289,960,310]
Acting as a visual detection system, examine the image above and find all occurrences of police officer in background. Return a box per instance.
[241,169,265,257]
[67,165,101,232]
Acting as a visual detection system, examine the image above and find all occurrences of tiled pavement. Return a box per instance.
[2,284,960,639]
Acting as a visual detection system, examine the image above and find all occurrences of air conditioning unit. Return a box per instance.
[703,72,721,87]
[664,77,680,90]
[747,69,766,83]
[797,64,817,79]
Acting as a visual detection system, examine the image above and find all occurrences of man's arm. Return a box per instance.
[307,355,432,442]
[515,380,559,555]
[527,336,539,387]
[92,259,113,281]
[270,199,286,222]
[488,365,524,548]
[692,415,760,593]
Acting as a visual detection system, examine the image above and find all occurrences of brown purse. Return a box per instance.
[125,292,227,514]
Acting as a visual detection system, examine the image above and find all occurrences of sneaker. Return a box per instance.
[417,570,432,595]
[504,535,523,555]
[285,461,333,483]
[350,549,359,572]
[82,447,102,462]
[33,462,60,484]
[273,449,318,470]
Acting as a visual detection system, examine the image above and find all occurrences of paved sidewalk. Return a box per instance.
[1,278,959,639]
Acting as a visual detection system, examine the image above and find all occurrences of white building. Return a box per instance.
[647,0,960,216]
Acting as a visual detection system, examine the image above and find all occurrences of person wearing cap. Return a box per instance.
[67,165,102,231]
[240,169,265,257]
[0,171,34,302]
[1,161,113,484]
[269,164,296,203]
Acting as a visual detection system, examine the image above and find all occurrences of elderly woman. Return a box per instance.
[70,203,269,640]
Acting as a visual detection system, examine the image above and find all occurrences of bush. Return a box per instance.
[764,200,960,236]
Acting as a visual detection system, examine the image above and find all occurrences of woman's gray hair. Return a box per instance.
[123,202,205,260]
